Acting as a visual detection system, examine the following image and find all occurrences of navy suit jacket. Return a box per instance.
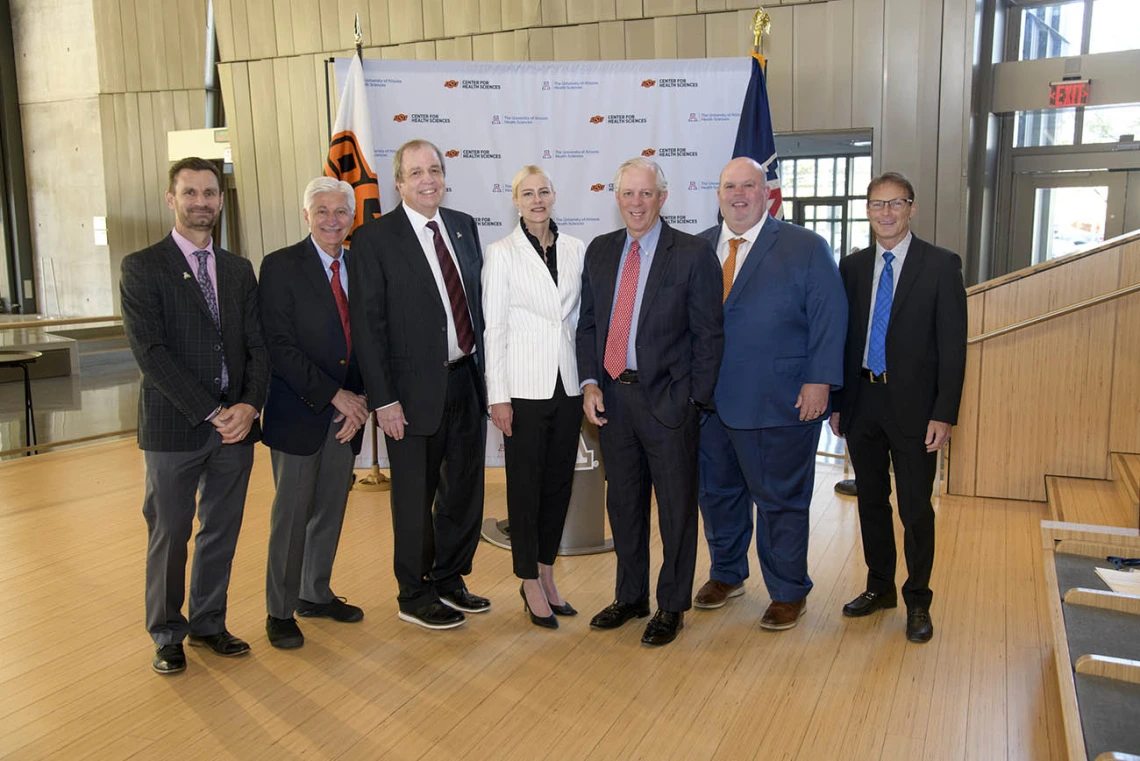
[348,204,487,435]
[832,235,968,437]
[121,234,268,452]
[699,216,847,429]
[577,220,724,428]
[258,238,365,457]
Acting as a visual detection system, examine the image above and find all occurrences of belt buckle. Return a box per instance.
[870,370,886,384]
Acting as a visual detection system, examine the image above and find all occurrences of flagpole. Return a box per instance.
[340,13,391,493]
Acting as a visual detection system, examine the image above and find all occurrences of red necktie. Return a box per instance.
[426,220,475,354]
[329,259,351,356]
[603,240,641,380]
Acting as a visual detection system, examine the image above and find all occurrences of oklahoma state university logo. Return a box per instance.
[590,183,606,192]
[444,80,459,88]
[641,79,656,88]
[445,149,460,158]
[641,148,657,157]
[589,115,605,124]
[324,131,381,247]
[392,113,408,122]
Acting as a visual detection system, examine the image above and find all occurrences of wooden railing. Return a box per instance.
[949,230,1140,501]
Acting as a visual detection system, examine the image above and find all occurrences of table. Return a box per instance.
[0,350,43,454]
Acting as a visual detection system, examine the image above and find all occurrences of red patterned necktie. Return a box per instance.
[426,220,475,354]
[329,259,351,356]
[603,240,641,380]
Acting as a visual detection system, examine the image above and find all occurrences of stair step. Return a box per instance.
[1112,452,1140,510]
[1046,474,1139,530]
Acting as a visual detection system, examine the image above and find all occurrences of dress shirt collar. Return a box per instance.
[875,231,913,261]
[171,227,214,258]
[403,201,443,235]
[719,213,769,248]
[625,218,663,254]
[309,235,345,273]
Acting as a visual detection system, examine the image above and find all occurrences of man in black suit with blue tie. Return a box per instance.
[577,157,724,647]
[829,172,968,643]
[121,157,269,674]
[349,139,491,630]
[258,177,371,649]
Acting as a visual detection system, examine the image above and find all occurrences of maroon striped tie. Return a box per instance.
[426,220,475,354]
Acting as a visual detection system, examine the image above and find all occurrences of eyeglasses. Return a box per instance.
[867,198,913,212]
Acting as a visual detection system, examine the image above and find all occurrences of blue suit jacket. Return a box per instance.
[259,238,365,456]
[699,215,847,429]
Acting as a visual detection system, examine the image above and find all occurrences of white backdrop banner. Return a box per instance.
[339,57,753,468]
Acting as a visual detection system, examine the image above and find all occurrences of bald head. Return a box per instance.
[717,157,770,235]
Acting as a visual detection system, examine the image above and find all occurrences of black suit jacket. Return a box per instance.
[258,238,365,456]
[832,235,968,437]
[348,204,486,435]
[121,233,269,452]
[576,221,724,428]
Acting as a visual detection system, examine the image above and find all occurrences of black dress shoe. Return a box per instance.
[398,601,467,630]
[589,600,651,630]
[152,644,186,675]
[906,608,934,643]
[296,597,364,623]
[549,600,578,617]
[440,587,492,613]
[842,589,898,618]
[641,610,684,647]
[266,616,304,649]
[520,584,557,629]
[188,630,251,657]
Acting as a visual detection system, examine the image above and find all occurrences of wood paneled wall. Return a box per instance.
[950,234,1140,502]
[208,0,976,271]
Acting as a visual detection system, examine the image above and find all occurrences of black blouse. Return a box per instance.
[520,218,559,285]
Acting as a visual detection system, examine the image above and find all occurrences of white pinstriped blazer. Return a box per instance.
[482,222,585,405]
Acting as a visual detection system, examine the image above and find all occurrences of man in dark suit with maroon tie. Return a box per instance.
[121,157,268,674]
[577,157,724,647]
[258,177,371,650]
[349,139,491,630]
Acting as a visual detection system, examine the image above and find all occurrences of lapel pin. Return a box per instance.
[456,232,463,239]
[183,272,191,280]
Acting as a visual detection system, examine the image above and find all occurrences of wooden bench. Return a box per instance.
[1042,521,1140,761]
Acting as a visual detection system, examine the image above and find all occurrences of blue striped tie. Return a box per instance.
[867,251,894,376]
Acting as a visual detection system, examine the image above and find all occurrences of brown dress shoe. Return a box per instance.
[694,579,745,609]
[760,599,807,631]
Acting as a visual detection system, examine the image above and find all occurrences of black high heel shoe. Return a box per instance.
[520,584,558,629]
[549,600,578,616]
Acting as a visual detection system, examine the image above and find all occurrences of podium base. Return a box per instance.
[480,518,613,557]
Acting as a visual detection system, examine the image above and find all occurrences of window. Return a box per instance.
[778,154,873,259]
[1088,0,1136,54]
[1019,1,1084,61]
[1014,107,1078,148]
[1081,103,1140,144]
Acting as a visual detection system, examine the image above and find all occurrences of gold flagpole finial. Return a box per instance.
[751,8,771,56]
[354,13,363,49]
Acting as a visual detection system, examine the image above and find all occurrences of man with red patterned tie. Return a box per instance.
[349,140,491,630]
[258,177,371,649]
[576,157,724,646]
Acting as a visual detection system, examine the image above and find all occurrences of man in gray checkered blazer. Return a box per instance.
[120,157,269,675]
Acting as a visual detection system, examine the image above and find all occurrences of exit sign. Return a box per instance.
[1049,79,1090,108]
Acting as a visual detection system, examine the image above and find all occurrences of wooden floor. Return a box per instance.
[0,439,1066,760]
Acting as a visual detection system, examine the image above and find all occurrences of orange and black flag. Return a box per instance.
[325,51,381,246]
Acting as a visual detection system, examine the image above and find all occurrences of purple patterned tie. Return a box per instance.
[193,250,228,391]
[425,221,475,354]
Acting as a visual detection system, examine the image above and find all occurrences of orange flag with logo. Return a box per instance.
[325,52,381,246]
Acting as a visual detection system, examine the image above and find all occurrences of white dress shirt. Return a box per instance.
[402,202,474,362]
[716,215,767,280]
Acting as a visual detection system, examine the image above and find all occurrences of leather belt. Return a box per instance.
[447,354,473,372]
[860,368,887,384]
[616,369,638,384]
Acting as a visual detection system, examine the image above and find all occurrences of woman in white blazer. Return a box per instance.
[483,165,585,629]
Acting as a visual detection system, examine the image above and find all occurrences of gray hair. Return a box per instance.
[613,157,668,195]
[393,139,446,183]
[303,177,355,216]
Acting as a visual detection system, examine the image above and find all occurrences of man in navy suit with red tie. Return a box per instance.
[577,157,723,647]
[695,157,847,631]
[258,177,371,649]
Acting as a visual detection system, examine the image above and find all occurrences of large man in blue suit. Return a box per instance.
[695,157,847,631]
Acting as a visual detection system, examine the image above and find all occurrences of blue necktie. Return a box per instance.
[194,250,228,391]
[867,251,894,376]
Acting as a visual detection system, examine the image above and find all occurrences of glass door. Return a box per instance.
[1010,170,1127,267]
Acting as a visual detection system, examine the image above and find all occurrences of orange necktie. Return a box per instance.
[723,238,745,302]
